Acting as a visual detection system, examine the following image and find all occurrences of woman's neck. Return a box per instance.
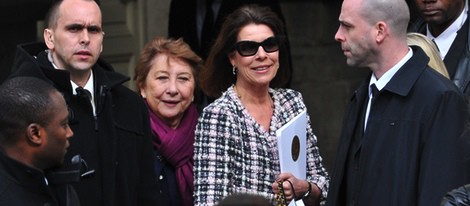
[234,83,271,105]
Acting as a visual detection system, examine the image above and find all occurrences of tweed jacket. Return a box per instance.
[194,86,329,206]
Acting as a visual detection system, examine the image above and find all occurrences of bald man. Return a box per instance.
[328,0,470,205]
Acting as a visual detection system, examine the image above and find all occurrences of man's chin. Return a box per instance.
[423,16,445,25]
[346,59,358,67]
[71,63,95,71]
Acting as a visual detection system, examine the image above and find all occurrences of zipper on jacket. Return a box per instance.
[94,85,108,131]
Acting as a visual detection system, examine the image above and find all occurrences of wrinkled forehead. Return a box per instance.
[57,0,102,26]
[152,54,195,74]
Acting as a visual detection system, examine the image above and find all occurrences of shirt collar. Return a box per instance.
[70,73,94,97]
[71,73,96,115]
[369,47,413,95]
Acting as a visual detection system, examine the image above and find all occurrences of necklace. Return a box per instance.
[233,84,242,99]
[233,84,274,108]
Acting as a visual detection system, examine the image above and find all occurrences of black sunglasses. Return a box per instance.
[233,36,280,57]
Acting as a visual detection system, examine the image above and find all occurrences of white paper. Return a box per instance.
[276,110,307,179]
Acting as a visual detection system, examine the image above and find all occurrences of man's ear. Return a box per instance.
[375,21,388,43]
[44,28,55,50]
[27,124,43,146]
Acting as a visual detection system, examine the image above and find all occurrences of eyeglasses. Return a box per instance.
[233,36,280,57]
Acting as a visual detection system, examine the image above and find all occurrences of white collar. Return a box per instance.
[71,73,96,115]
[71,73,94,97]
[369,47,413,94]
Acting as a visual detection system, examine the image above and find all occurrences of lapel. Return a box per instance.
[383,46,428,97]
[355,46,429,152]
[444,18,469,78]
[344,81,369,154]
[331,81,368,172]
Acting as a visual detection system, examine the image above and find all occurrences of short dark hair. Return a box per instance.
[200,4,291,98]
[45,0,62,29]
[0,77,59,145]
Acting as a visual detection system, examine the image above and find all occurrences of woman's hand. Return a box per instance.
[271,172,321,206]
[272,173,308,202]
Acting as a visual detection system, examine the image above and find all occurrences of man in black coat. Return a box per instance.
[328,0,470,205]
[408,0,470,96]
[0,77,76,206]
[9,0,160,205]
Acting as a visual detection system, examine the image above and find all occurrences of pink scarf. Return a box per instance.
[147,103,198,206]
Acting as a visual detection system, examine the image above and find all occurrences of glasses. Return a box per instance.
[233,36,280,56]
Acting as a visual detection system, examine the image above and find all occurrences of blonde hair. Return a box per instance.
[407,32,449,78]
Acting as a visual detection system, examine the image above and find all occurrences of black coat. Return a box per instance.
[0,151,64,206]
[9,43,160,206]
[327,47,470,206]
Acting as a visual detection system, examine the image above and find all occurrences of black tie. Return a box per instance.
[76,86,92,101]
[432,39,440,52]
[364,84,379,131]
[370,84,379,100]
[201,0,214,57]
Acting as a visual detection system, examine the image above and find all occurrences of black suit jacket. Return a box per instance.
[326,47,470,206]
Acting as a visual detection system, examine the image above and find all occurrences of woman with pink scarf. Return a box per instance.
[134,36,204,206]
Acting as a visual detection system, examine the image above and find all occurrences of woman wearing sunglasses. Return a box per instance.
[194,4,329,206]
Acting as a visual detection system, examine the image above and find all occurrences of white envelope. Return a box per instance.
[276,110,307,180]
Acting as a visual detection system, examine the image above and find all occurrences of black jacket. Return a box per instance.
[326,47,470,206]
[9,42,160,206]
[0,151,75,206]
